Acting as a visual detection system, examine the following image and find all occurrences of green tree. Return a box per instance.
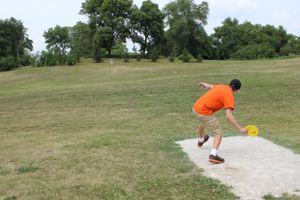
[93,29,104,62]
[0,17,33,58]
[112,41,128,56]
[43,25,82,66]
[43,25,73,65]
[163,0,210,58]
[0,17,33,71]
[212,18,293,59]
[43,25,71,54]
[70,22,93,60]
[130,0,165,56]
[259,25,291,54]
[81,0,133,56]
[211,18,241,59]
[282,36,300,55]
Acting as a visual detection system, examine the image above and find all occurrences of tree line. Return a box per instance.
[0,18,34,71]
[1,0,300,71]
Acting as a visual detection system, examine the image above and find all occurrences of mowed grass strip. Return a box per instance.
[0,58,299,199]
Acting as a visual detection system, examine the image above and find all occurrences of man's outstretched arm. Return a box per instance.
[226,108,247,134]
[199,82,214,89]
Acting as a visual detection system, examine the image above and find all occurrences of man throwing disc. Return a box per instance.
[193,79,247,164]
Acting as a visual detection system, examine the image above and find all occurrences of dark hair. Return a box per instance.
[229,79,241,91]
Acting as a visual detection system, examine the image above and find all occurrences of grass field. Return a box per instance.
[0,58,299,200]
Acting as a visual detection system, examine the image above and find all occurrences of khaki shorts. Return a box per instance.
[193,108,223,136]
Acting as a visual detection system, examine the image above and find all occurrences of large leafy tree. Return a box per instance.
[130,0,165,56]
[0,17,33,58]
[43,25,71,54]
[259,25,290,54]
[70,22,93,59]
[212,17,294,59]
[0,17,33,71]
[163,0,210,58]
[280,35,300,56]
[81,0,133,56]
[211,17,241,59]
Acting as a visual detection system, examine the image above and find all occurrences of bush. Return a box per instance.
[169,55,175,62]
[180,49,192,63]
[149,47,160,62]
[34,50,77,67]
[232,43,276,60]
[67,54,77,66]
[136,55,141,62]
[197,54,203,62]
[112,42,128,56]
[57,53,68,65]
[0,56,19,71]
[0,54,35,72]
[19,54,35,66]
[37,50,57,66]
[94,48,102,63]
[46,52,57,66]
[279,45,293,56]
[124,52,130,62]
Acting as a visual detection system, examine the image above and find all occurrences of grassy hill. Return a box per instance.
[0,58,299,199]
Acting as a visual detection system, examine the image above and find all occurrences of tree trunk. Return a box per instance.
[142,35,148,57]
[108,37,114,57]
[108,46,112,57]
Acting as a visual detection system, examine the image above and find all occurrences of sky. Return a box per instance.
[0,0,299,52]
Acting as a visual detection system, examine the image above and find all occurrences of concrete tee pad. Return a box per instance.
[176,136,300,200]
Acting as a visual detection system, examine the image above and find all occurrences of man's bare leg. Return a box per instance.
[212,134,222,150]
[198,126,209,147]
[209,133,225,163]
[198,126,205,138]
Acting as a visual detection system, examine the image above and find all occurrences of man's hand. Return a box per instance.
[198,82,213,89]
[226,109,247,134]
[239,127,247,135]
[198,82,206,88]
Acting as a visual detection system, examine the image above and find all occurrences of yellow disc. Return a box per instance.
[246,125,259,136]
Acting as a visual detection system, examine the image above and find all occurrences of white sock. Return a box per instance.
[211,149,218,156]
[198,137,204,143]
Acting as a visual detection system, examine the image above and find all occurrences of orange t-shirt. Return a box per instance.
[193,85,234,116]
